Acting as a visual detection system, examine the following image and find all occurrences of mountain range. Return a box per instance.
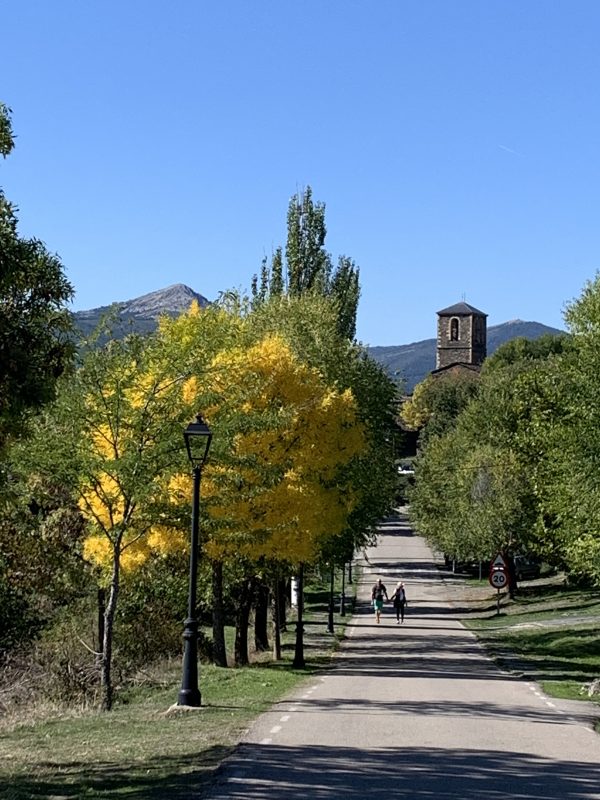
[72,284,564,391]
[369,319,563,392]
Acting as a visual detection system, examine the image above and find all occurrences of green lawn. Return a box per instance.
[0,576,353,800]
[0,662,313,799]
[463,582,600,716]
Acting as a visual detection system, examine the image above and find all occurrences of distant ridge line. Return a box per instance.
[71,284,564,391]
[367,320,565,391]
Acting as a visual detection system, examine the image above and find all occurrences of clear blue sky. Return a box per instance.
[3,1,600,345]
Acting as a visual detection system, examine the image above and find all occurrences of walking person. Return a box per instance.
[391,581,407,624]
[371,578,388,623]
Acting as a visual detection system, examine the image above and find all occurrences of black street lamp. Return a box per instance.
[178,414,212,707]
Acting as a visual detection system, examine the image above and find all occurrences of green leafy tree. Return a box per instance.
[482,333,570,375]
[0,466,89,650]
[552,274,600,584]
[400,370,480,445]
[410,349,570,571]
[0,103,74,455]
[330,254,361,340]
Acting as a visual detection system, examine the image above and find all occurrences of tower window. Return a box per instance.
[450,318,459,341]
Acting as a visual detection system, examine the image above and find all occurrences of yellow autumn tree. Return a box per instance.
[156,328,365,561]
[64,299,370,683]
[198,333,365,563]
[56,333,193,710]
[155,309,368,667]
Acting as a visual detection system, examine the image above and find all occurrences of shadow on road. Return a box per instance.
[208,743,600,799]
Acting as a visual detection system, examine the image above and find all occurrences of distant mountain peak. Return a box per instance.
[493,318,524,327]
[121,284,209,317]
[72,283,212,338]
[75,283,210,322]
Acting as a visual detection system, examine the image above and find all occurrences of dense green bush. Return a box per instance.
[114,555,190,669]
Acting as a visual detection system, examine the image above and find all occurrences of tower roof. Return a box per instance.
[437,301,487,317]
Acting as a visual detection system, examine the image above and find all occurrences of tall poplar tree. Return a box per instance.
[252,187,360,340]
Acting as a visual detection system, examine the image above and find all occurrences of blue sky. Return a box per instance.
[3,1,600,345]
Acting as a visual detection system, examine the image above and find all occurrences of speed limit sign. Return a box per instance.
[489,568,508,589]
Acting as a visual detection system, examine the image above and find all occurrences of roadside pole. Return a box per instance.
[489,554,508,615]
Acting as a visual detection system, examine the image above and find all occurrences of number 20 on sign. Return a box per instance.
[489,569,507,589]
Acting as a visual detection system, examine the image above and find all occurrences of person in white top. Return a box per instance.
[390,581,407,624]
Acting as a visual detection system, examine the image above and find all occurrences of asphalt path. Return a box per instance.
[203,511,600,799]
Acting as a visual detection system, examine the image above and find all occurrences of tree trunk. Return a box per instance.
[211,560,227,667]
[292,564,305,668]
[101,546,120,711]
[272,577,282,660]
[234,579,253,667]
[278,576,287,631]
[254,580,270,652]
[505,553,517,599]
[96,586,106,671]
[327,564,335,633]
[340,565,346,616]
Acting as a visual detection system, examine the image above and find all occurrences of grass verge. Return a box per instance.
[463,581,600,731]
[0,576,354,800]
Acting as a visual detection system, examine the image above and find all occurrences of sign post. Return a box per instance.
[489,566,508,615]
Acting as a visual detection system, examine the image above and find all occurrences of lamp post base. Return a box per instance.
[177,688,201,707]
[178,616,201,707]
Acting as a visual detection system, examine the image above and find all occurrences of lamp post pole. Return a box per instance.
[178,464,202,707]
[327,564,335,634]
[177,414,212,708]
[340,564,346,616]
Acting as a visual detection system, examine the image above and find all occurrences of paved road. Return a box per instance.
[203,511,600,799]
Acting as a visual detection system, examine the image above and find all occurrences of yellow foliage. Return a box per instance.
[147,525,188,555]
[189,333,365,563]
[158,303,239,355]
[120,538,152,572]
[166,475,190,509]
[90,424,117,460]
[80,315,368,575]
[83,534,113,570]
[78,356,186,571]
[182,376,200,406]
[400,378,432,430]
[79,474,126,530]
[124,372,161,410]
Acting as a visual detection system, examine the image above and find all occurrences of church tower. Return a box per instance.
[435,302,487,370]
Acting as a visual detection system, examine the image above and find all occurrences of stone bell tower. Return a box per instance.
[436,302,487,370]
